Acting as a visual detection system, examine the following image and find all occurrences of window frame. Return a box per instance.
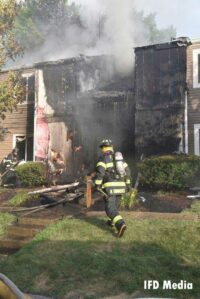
[18,72,35,105]
[193,49,200,88]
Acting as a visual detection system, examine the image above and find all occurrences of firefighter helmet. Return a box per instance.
[99,139,113,148]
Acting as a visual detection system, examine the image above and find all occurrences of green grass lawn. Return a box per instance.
[0,213,16,237]
[182,200,200,215]
[7,191,29,206]
[7,190,39,206]
[0,216,199,299]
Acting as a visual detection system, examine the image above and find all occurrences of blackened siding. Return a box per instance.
[37,56,134,176]
[134,44,187,155]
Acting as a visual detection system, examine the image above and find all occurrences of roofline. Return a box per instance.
[134,37,193,52]
[1,54,112,73]
[0,65,35,73]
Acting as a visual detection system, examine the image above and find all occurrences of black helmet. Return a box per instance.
[99,139,113,148]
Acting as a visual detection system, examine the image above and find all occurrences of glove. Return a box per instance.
[95,185,101,191]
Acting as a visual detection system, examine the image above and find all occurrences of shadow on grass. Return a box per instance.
[0,238,199,299]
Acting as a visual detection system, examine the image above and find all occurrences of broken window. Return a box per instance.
[15,136,26,160]
[13,135,34,161]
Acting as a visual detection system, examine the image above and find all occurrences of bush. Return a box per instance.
[138,154,200,191]
[15,162,46,187]
[119,188,138,210]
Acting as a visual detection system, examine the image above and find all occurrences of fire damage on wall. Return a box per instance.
[1,38,195,184]
[134,38,191,156]
[34,55,135,181]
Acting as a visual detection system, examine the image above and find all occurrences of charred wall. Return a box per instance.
[35,55,134,178]
[134,42,187,156]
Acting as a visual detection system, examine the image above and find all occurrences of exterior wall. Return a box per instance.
[0,56,134,179]
[187,43,200,155]
[0,68,35,162]
[34,56,134,179]
[134,43,187,156]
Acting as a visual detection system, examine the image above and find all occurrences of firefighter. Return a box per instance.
[93,139,131,237]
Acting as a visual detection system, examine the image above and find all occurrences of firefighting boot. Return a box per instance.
[113,215,127,237]
[117,223,127,238]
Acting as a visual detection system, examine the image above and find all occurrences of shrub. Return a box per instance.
[119,188,138,210]
[138,155,200,191]
[15,162,46,187]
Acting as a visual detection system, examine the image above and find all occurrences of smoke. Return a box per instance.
[69,0,148,75]
[11,0,150,76]
[74,0,142,75]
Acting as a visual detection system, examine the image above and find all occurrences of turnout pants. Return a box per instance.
[104,195,125,230]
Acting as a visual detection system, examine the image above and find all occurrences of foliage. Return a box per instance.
[0,71,25,120]
[15,0,176,56]
[0,217,200,298]
[0,1,25,128]
[138,155,200,191]
[0,0,22,67]
[143,13,176,44]
[119,188,138,210]
[15,0,82,50]
[15,162,46,187]
[0,212,16,237]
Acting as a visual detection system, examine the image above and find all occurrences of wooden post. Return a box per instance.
[86,176,92,208]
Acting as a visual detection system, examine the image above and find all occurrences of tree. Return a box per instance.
[15,0,82,50]
[0,0,25,141]
[0,0,22,67]
[0,71,24,120]
[143,13,176,44]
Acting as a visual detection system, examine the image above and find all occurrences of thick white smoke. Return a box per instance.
[68,0,147,75]
[11,0,150,75]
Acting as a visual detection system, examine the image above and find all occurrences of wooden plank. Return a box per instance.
[85,176,92,208]
[27,182,79,195]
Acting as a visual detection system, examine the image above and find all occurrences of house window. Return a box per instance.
[13,135,33,161]
[193,49,200,88]
[194,124,200,155]
[20,73,35,104]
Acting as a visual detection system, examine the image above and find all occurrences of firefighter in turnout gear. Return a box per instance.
[94,139,131,237]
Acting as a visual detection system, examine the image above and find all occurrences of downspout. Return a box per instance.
[33,69,38,161]
[184,88,188,154]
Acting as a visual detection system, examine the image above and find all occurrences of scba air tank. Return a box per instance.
[114,152,126,178]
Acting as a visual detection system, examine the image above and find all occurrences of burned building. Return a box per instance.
[2,37,200,177]
[134,37,200,156]
[0,55,134,178]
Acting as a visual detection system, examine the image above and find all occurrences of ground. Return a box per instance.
[0,187,199,299]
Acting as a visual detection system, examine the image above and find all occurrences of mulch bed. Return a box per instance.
[0,187,193,219]
[141,192,191,213]
[89,192,192,214]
